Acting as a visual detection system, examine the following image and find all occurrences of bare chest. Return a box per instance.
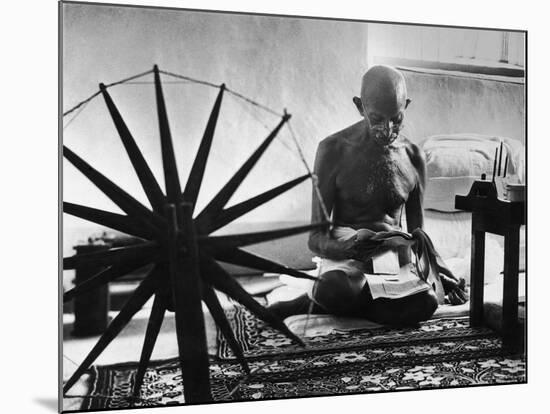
[335,148,418,211]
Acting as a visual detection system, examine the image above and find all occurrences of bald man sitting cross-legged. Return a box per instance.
[268,65,468,326]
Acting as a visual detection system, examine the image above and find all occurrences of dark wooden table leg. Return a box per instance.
[470,215,486,327]
[502,225,521,351]
[72,244,110,337]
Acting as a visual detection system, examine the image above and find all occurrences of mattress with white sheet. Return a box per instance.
[422,133,525,212]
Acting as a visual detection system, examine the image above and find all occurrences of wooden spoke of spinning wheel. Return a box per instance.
[63,202,153,240]
[201,281,250,374]
[100,83,166,214]
[63,241,159,270]
[200,255,305,347]
[63,146,166,234]
[132,289,167,401]
[183,83,225,211]
[194,112,291,224]
[154,65,182,204]
[63,271,159,393]
[212,247,317,282]
[196,173,310,234]
[63,259,153,302]
[200,222,330,250]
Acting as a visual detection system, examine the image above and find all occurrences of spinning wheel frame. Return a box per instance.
[62,64,330,404]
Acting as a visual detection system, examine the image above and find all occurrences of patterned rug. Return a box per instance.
[78,303,526,411]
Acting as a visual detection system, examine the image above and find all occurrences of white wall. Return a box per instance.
[401,70,525,145]
[62,4,369,277]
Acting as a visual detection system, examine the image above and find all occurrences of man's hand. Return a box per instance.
[343,236,363,260]
[347,229,378,261]
[435,262,468,305]
[441,275,469,305]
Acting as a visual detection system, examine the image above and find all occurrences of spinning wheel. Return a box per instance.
[62,65,329,404]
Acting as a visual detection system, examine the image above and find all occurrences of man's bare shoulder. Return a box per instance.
[402,136,430,160]
[318,121,365,153]
[400,136,425,164]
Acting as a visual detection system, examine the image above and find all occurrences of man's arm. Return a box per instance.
[405,142,426,233]
[308,140,355,260]
[405,143,468,304]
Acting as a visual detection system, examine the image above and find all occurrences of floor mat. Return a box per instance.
[78,319,524,410]
[72,298,525,411]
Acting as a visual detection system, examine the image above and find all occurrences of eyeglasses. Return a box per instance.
[366,113,403,129]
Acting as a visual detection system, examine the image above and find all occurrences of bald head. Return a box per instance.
[352,65,410,146]
[360,65,408,115]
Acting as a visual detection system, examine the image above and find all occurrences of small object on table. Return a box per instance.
[491,147,498,182]
[497,141,504,177]
[455,178,525,351]
[507,184,525,202]
[490,145,516,200]
[465,177,498,199]
[503,153,509,178]
[494,176,507,199]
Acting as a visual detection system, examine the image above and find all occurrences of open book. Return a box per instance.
[366,251,430,299]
